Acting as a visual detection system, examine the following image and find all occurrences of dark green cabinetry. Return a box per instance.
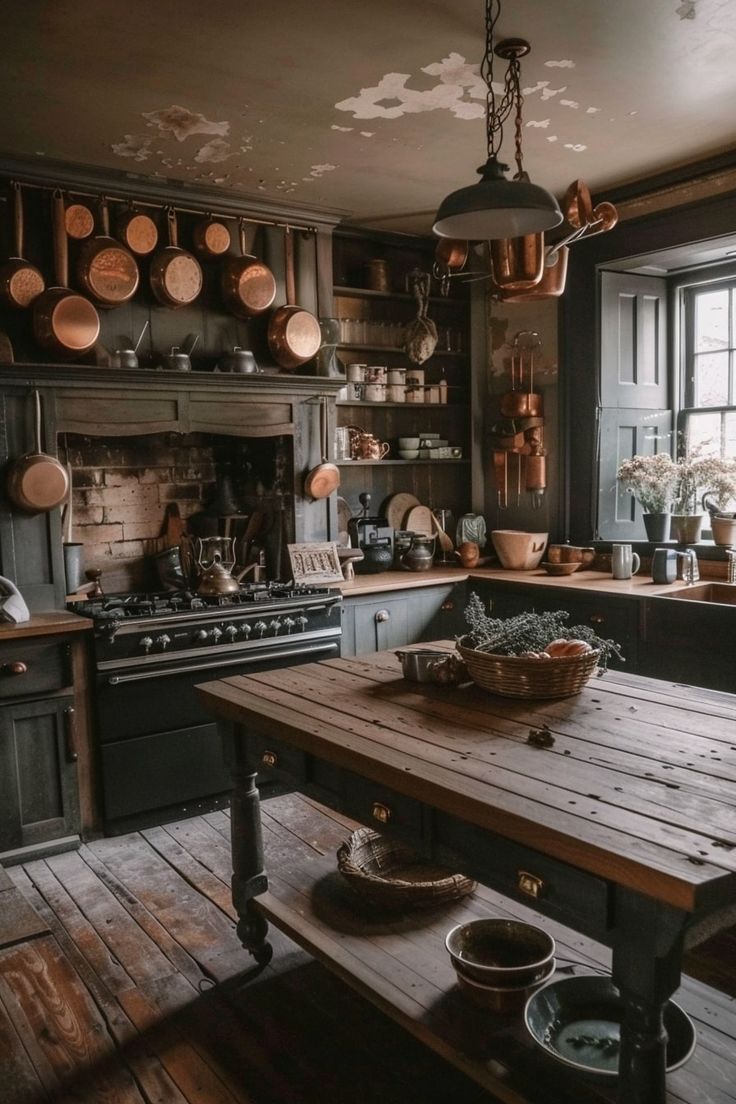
[639,597,736,693]
[341,581,466,656]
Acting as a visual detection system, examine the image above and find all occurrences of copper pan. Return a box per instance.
[221,218,277,318]
[64,201,94,241]
[117,203,159,256]
[435,238,469,271]
[562,179,593,229]
[267,227,321,371]
[500,245,569,302]
[304,397,340,500]
[0,182,45,309]
[77,196,139,306]
[489,234,544,291]
[150,207,203,309]
[192,212,231,259]
[33,190,100,358]
[6,390,70,514]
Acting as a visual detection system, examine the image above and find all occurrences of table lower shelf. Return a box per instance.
[252,797,736,1104]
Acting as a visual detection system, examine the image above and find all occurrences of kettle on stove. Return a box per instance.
[195,536,240,596]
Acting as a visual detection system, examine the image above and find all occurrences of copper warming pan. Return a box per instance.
[268,227,321,371]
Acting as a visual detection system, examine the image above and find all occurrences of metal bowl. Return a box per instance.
[524,975,696,1082]
[394,649,453,682]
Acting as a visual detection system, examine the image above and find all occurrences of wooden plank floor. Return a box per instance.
[0,792,734,1104]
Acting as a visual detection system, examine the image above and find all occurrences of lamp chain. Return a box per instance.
[510,56,524,177]
[482,0,517,160]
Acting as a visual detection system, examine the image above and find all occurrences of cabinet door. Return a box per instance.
[414,583,467,642]
[0,696,80,855]
[353,596,410,654]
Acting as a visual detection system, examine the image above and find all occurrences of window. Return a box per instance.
[681,278,736,462]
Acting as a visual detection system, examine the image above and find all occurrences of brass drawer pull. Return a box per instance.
[63,706,78,763]
[518,870,545,899]
[2,660,28,676]
[589,613,605,626]
[372,802,392,824]
[261,750,279,769]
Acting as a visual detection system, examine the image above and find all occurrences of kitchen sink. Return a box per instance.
[662,583,736,605]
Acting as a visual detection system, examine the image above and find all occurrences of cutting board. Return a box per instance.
[404,504,434,536]
[383,492,420,532]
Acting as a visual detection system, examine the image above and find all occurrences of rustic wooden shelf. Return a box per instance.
[336,400,468,409]
[334,285,469,308]
[336,459,469,467]
[337,343,465,357]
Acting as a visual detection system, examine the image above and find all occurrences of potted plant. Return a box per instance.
[616,453,678,541]
[700,456,736,546]
[671,451,736,544]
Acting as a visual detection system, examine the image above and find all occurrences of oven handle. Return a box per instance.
[106,641,340,685]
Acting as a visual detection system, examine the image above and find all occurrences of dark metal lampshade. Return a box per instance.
[433,156,562,241]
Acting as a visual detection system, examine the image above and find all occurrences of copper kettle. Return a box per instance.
[197,552,241,596]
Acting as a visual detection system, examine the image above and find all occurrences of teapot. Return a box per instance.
[197,552,241,596]
[400,533,436,572]
[352,431,390,460]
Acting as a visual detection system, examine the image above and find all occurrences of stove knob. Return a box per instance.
[240,622,252,638]
[282,617,295,634]
[224,625,238,641]
[155,634,171,651]
[140,636,154,653]
[269,619,282,635]
[211,627,223,643]
[194,629,210,643]
[296,616,308,631]
[254,620,267,637]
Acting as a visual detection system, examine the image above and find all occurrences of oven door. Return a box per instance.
[95,637,340,831]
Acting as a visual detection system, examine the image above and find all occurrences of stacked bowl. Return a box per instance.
[446,917,555,1013]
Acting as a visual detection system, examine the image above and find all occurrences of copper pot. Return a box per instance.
[0,182,45,309]
[150,207,203,309]
[76,196,139,306]
[33,190,100,358]
[562,179,593,229]
[434,238,468,271]
[221,219,277,318]
[267,227,321,371]
[6,390,70,514]
[192,213,231,259]
[64,201,94,241]
[500,245,569,302]
[117,204,159,256]
[490,234,544,292]
[499,390,543,418]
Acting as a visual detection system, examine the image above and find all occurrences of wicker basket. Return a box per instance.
[457,639,601,700]
[336,827,476,912]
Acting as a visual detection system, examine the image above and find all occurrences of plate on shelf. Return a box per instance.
[383,492,420,532]
[404,504,434,537]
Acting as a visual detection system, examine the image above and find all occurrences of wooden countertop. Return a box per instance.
[0,610,92,640]
[338,565,701,600]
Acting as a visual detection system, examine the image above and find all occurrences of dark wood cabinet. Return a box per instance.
[640,595,736,692]
[341,581,466,656]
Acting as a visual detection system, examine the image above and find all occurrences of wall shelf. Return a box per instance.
[336,400,468,410]
[336,459,469,467]
[337,343,464,357]
[334,285,469,308]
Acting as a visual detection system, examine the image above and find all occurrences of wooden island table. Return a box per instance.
[198,647,736,1104]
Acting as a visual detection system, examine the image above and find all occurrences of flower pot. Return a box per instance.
[670,514,704,544]
[712,516,736,547]
[642,512,670,542]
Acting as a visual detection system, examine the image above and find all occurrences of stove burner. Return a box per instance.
[69,583,334,621]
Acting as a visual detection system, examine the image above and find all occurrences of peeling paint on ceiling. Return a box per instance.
[141,105,230,143]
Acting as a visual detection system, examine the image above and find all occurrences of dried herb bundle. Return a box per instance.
[461,592,623,671]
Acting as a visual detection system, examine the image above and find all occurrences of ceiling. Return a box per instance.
[3,0,736,233]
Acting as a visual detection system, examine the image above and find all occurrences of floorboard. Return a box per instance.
[1,790,734,1104]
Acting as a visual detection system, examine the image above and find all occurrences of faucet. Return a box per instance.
[676,549,700,586]
[726,549,736,585]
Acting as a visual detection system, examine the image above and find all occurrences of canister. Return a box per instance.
[365,365,387,384]
[406,368,425,388]
[364,383,387,402]
[387,367,406,386]
[387,384,405,402]
[406,386,425,403]
[346,362,366,382]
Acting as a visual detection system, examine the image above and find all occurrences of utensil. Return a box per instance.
[216,347,260,374]
[7,390,70,514]
[64,200,95,240]
[161,346,193,372]
[431,511,454,556]
[0,182,45,309]
[150,206,203,309]
[304,397,340,500]
[116,203,159,255]
[268,226,321,370]
[76,195,140,306]
[111,319,149,369]
[192,212,231,259]
[33,190,100,357]
[404,504,433,537]
[221,218,277,319]
[395,648,454,681]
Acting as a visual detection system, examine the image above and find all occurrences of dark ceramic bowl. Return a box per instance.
[445,918,555,987]
[454,956,555,1014]
[524,975,696,1081]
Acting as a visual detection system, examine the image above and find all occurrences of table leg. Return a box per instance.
[611,891,686,1104]
[229,730,272,968]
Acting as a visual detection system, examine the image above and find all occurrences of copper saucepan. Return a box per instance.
[490,234,545,292]
[435,238,469,271]
[64,200,94,241]
[0,182,45,309]
[192,212,231,260]
[77,195,140,307]
[304,397,340,500]
[150,207,203,309]
[33,190,100,358]
[6,390,70,514]
[500,245,570,302]
[268,227,321,371]
[117,203,159,256]
[221,218,277,318]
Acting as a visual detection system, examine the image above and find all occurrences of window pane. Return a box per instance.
[694,351,729,405]
[687,411,722,455]
[695,289,729,351]
[725,412,736,460]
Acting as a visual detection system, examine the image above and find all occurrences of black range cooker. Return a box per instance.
[70,583,342,832]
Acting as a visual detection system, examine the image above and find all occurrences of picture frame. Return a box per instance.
[287,541,343,585]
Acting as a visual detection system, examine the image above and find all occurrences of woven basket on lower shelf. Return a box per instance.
[457,640,601,700]
[337,827,476,912]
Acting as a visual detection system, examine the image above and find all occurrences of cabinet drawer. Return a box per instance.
[245,731,306,785]
[435,813,610,937]
[342,771,424,845]
[0,640,69,700]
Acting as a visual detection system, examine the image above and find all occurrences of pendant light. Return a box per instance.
[433,0,562,241]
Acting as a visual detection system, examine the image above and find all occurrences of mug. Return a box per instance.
[651,547,677,584]
[612,543,641,580]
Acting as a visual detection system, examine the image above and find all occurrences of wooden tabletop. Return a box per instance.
[0,610,92,640]
[198,647,736,915]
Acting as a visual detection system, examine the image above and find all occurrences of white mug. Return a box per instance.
[612,543,641,580]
